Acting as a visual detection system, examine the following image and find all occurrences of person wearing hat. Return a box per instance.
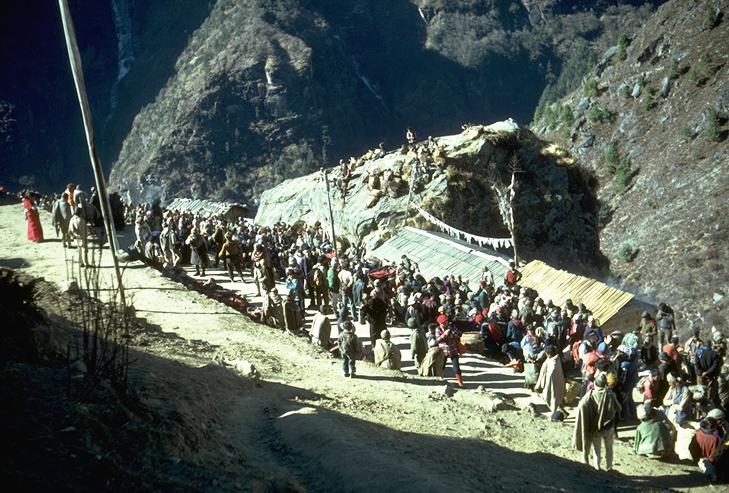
[574,372,621,471]
[634,401,674,458]
[436,315,464,387]
[707,408,726,440]
[212,221,227,268]
[656,351,677,403]
[373,329,401,370]
[218,231,245,282]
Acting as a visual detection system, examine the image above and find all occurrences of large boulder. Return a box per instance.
[256,121,605,274]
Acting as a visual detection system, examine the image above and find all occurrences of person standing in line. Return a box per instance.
[22,192,44,242]
[51,192,72,248]
[574,372,621,471]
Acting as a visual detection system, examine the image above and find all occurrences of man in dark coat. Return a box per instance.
[361,292,388,349]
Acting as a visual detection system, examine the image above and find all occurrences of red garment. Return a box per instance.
[583,351,603,376]
[23,198,44,242]
[662,343,680,365]
[695,429,722,463]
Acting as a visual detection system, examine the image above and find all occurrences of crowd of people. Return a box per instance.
[17,127,728,483]
[122,196,729,483]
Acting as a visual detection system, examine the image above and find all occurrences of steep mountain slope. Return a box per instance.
[0,0,211,190]
[533,0,729,328]
[108,0,662,205]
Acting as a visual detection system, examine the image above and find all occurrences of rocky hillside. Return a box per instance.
[0,0,212,191]
[532,0,729,328]
[256,120,606,275]
[106,0,663,205]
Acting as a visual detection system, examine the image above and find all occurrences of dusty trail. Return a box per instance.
[0,203,712,492]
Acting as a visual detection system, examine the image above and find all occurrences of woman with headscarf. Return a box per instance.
[22,193,44,242]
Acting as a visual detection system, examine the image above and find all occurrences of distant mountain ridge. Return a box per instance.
[100,0,662,204]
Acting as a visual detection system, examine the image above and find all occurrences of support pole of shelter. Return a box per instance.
[322,168,337,257]
[58,0,126,306]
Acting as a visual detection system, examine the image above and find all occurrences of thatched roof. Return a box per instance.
[520,260,634,325]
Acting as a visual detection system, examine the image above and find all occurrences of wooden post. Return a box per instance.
[58,0,126,305]
[322,168,337,256]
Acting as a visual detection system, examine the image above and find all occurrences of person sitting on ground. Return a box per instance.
[310,310,332,348]
[634,401,674,459]
[374,329,402,370]
[337,320,362,378]
[420,323,445,377]
[695,417,728,482]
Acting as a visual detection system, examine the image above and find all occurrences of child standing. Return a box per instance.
[338,321,362,377]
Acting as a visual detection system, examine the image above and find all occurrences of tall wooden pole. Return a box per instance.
[58,0,126,305]
[322,168,337,256]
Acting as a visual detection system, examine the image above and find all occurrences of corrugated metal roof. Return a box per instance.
[371,227,510,289]
[520,260,634,325]
[166,198,246,217]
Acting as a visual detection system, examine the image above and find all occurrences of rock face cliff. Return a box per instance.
[106,0,662,205]
[532,0,729,328]
[256,121,605,275]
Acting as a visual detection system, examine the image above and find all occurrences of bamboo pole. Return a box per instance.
[58,0,126,305]
[322,168,337,256]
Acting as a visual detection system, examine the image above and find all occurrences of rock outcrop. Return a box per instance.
[256,120,605,274]
[533,0,729,328]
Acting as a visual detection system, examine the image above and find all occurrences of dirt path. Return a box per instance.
[0,203,714,492]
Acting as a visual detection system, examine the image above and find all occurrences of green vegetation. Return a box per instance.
[617,241,635,263]
[583,78,599,98]
[703,7,721,30]
[705,108,722,142]
[666,58,681,80]
[604,143,632,193]
[619,84,631,99]
[680,123,697,140]
[587,104,615,124]
[640,90,655,111]
[612,156,632,193]
[688,53,713,86]
[617,34,629,61]
[541,101,574,133]
[604,144,620,167]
